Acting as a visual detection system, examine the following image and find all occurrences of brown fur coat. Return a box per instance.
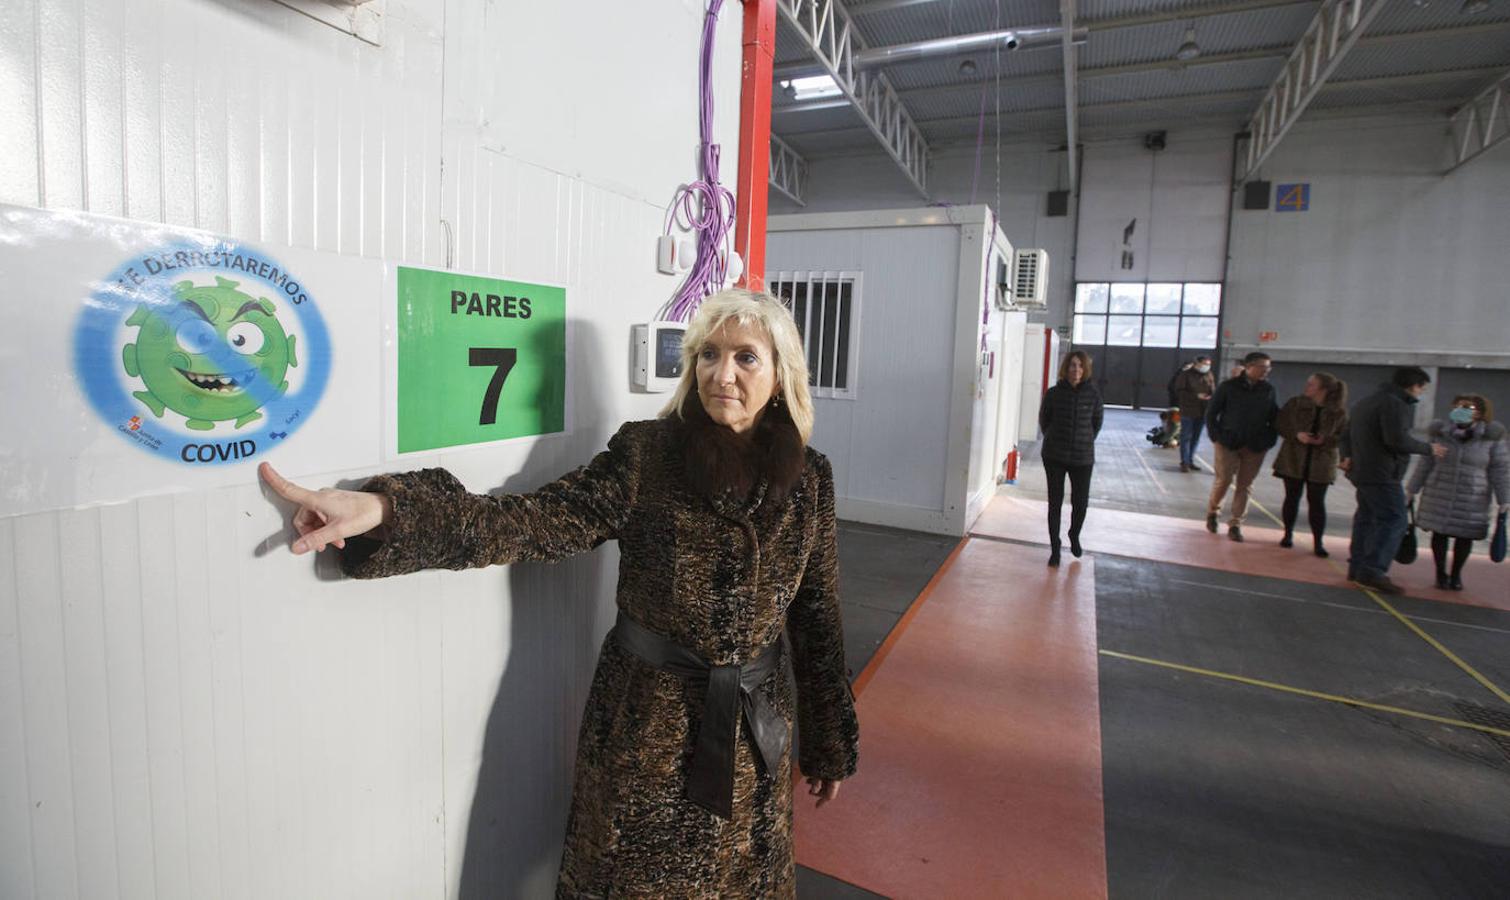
[339,415,858,898]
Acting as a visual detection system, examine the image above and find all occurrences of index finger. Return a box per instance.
[259,462,315,504]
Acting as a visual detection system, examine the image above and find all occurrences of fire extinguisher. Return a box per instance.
[1000,447,1019,484]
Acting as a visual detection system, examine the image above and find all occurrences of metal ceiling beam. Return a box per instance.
[773,20,1510,113]
[1447,68,1510,174]
[785,98,1459,153]
[773,25,1081,80]
[774,0,931,196]
[1085,0,1316,31]
[1239,0,1387,179]
[1060,0,1078,196]
[769,134,809,204]
[848,0,1317,24]
[848,0,945,15]
[785,67,1506,139]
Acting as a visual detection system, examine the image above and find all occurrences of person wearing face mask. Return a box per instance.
[1039,349,1105,567]
[256,290,857,897]
[1339,366,1449,594]
[1405,394,1510,591]
[1172,355,1216,472]
[1272,373,1349,557]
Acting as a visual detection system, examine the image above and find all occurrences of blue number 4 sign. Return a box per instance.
[1275,183,1310,212]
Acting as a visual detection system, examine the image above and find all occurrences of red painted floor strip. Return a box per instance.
[972,494,1510,612]
[850,536,968,699]
[795,538,1108,899]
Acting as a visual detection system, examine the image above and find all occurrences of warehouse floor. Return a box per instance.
[796,410,1510,898]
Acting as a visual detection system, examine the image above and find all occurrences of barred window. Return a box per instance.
[769,272,861,399]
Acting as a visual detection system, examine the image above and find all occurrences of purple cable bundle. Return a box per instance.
[665,0,736,322]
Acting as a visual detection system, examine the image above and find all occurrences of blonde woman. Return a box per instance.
[259,290,857,898]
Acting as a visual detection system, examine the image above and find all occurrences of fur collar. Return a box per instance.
[674,393,807,508]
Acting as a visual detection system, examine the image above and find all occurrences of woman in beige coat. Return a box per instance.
[1272,373,1349,556]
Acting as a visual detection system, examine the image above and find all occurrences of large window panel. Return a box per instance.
[1145,283,1183,315]
[1075,283,1109,313]
[1181,316,1219,348]
[1073,314,1107,345]
[1142,316,1180,347]
[1183,283,1222,315]
[1107,314,1142,346]
[1109,283,1145,314]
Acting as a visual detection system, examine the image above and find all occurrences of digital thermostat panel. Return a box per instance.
[633,322,686,393]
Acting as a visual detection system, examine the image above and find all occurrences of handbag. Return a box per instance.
[1492,510,1507,563]
[1395,499,1418,565]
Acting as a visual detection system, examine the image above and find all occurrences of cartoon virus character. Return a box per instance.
[121,277,298,431]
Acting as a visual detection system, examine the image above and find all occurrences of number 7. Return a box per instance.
[470,348,517,425]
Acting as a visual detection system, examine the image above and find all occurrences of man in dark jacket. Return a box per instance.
[1339,367,1447,594]
[1173,355,1216,472]
[1205,352,1279,541]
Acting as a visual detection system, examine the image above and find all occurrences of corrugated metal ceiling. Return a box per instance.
[773,0,1510,176]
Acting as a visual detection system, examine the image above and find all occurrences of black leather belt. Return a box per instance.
[612,612,787,820]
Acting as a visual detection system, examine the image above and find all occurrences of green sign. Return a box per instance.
[396,266,565,453]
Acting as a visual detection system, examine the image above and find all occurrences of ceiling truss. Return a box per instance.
[769,134,809,205]
[1239,0,1386,179]
[775,0,932,196]
[1447,68,1510,174]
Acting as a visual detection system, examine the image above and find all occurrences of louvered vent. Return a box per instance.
[1013,249,1049,307]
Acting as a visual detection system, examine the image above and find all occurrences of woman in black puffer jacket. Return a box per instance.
[1038,350,1105,567]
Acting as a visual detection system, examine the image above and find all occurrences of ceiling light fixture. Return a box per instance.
[1459,0,1491,13]
[1175,27,1201,61]
[959,59,978,77]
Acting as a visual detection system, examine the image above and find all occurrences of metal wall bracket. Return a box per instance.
[1239,0,1385,180]
[775,0,930,197]
[1447,69,1510,175]
[769,134,809,205]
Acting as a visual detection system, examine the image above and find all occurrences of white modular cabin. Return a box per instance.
[767,206,1030,537]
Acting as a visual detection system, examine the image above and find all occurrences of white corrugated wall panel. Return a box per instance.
[1075,134,1232,282]
[0,0,741,898]
[1225,115,1510,357]
[766,225,962,516]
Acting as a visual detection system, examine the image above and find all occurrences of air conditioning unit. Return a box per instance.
[1012,249,1049,307]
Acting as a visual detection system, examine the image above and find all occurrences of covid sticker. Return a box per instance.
[74,239,332,465]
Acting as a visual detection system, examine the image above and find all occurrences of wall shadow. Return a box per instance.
[456,317,618,899]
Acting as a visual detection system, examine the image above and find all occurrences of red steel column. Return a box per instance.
[734,0,776,292]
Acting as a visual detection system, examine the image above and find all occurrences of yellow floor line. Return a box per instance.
[1194,454,1510,706]
[1100,649,1510,739]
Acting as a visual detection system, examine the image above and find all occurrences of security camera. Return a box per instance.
[1002,32,1021,50]
[1143,131,1167,151]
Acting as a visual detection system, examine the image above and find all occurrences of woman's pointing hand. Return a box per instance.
[259,462,391,555]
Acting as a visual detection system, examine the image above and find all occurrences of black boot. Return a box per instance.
[1048,543,1062,567]
[1279,531,1293,548]
[1069,533,1083,558]
[1313,537,1328,558]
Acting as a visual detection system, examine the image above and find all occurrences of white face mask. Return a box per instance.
[1194,364,1211,374]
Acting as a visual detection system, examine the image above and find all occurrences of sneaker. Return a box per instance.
[1356,573,1404,595]
[1436,573,1451,590]
[1180,462,1190,472]
[1206,513,1219,533]
[1228,525,1244,542]
[1449,575,1463,591]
